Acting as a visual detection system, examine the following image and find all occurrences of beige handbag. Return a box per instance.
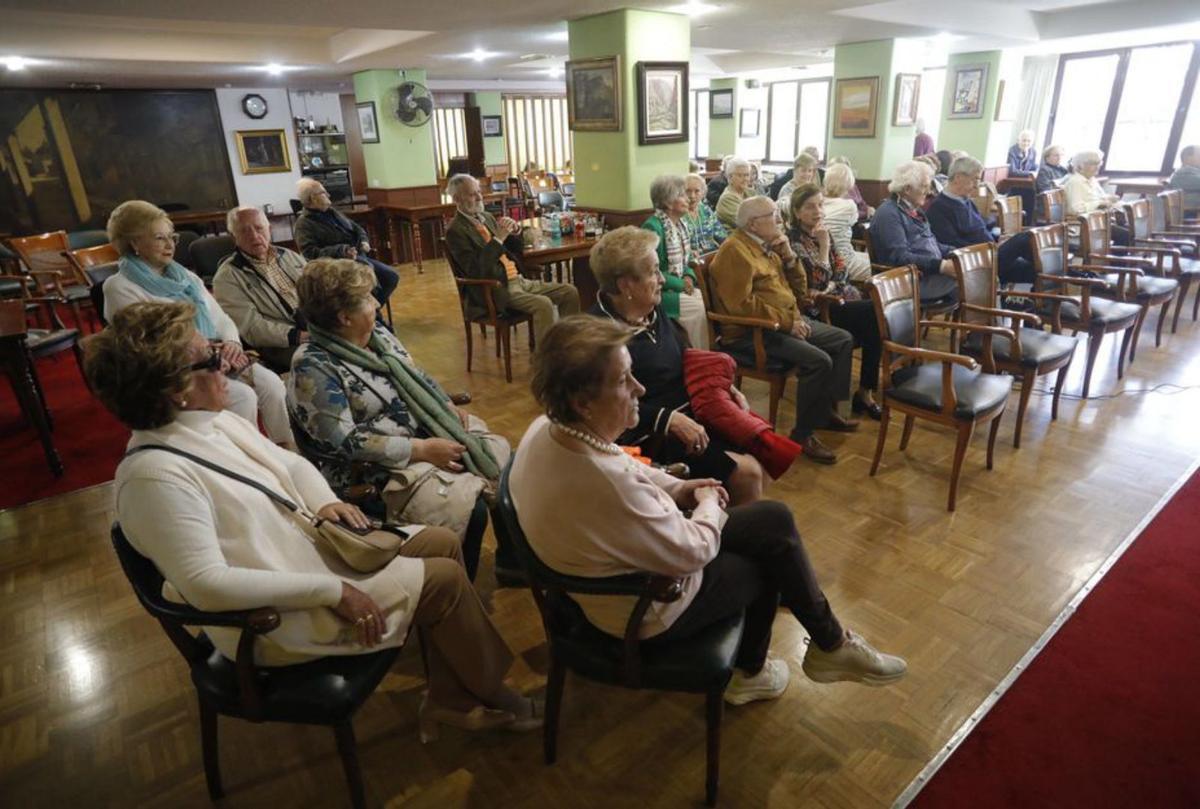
[381,461,487,538]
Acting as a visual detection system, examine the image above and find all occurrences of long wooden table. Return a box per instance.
[519,222,600,308]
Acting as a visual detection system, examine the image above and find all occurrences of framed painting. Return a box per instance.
[482,114,503,137]
[234,129,292,174]
[892,73,921,127]
[356,101,379,144]
[832,76,879,138]
[949,63,989,119]
[739,108,760,138]
[566,56,622,131]
[994,79,1019,122]
[709,88,734,119]
[636,61,688,145]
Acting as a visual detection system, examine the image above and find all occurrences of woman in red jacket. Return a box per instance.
[587,227,765,505]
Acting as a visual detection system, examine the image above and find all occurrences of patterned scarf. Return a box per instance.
[118,254,218,338]
[655,210,691,277]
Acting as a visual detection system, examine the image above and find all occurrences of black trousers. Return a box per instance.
[647,501,844,674]
[827,299,882,390]
[997,231,1038,285]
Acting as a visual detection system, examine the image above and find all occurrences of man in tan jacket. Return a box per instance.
[707,196,857,464]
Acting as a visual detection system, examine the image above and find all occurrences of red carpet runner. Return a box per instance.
[912,468,1200,808]
[0,352,129,510]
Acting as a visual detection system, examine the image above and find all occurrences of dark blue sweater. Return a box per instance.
[926,193,995,249]
[869,198,953,276]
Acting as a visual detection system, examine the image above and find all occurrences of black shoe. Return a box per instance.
[851,393,883,421]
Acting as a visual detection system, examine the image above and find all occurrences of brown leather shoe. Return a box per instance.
[802,435,837,464]
[823,411,860,433]
[450,392,473,405]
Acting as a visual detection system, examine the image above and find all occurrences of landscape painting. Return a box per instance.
[637,61,688,145]
[566,56,622,131]
[833,76,880,138]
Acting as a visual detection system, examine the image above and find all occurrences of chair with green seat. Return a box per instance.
[110,523,399,809]
[496,465,744,808]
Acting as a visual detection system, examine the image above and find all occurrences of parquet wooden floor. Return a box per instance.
[2,261,1198,808]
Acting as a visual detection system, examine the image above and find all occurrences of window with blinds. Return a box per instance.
[502,95,573,174]
[432,107,468,179]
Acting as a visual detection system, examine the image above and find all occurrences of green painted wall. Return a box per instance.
[708,78,737,158]
[568,8,690,211]
[472,91,507,167]
[828,39,925,181]
[353,68,437,188]
[937,51,1004,162]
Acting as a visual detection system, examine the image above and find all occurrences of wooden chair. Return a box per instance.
[1027,224,1141,398]
[1075,208,1178,363]
[110,524,396,809]
[1161,187,1200,229]
[63,242,119,279]
[441,238,535,383]
[993,195,1024,239]
[497,466,744,808]
[1123,197,1199,332]
[8,230,99,332]
[862,226,959,327]
[950,243,1076,448]
[693,253,793,427]
[1036,188,1066,226]
[867,266,1013,511]
[969,183,996,223]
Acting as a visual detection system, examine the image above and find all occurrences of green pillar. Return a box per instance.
[938,50,1020,167]
[828,39,926,188]
[707,78,737,158]
[470,91,507,169]
[352,68,437,191]
[568,8,690,214]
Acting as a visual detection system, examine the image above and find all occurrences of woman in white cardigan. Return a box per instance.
[102,199,294,447]
[87,302,539,740]
[820,163,872,282]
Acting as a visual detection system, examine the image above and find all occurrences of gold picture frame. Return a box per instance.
[833,76,880,138]
[566,55,622,132]
[234,129,292,175]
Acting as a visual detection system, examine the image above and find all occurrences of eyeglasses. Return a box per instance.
[187,346,222,373]
[149,233,181,245]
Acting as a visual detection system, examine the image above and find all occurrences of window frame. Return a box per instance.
[763,76,831,168]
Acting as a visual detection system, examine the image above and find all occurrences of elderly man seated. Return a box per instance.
[1168,144,1200,212]
[926,155,1037,286]
[213,206,307,372]
[293,178,399,307]
[707,195,858,464]
[443,173,579,343]
[868,160,959,305]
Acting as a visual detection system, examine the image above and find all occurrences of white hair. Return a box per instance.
[445,173,477,199]
[686,172,708,191]
[735,195,776,229]
[823,163,855,199]
[948,154,983,180]
[296,177,326,206]
[226,205,266,234]
[649,174,687,210]
[1073,149,1104,168]
[1019,129,1036,142]
[725,157,750,177]
[888,160,933,195]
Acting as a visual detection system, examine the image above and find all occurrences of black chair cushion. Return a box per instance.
[551,598,743,694]
[1051,296,1141,326]
[63,286,92,303]
[889,363,1013,418]
[718,343,794,373]
[67,229,111,250]
[963,328,1077,368]
[0,277,28,297]
[1100,273,1178,300]
[193,644,400,724]
[27,328,80,357]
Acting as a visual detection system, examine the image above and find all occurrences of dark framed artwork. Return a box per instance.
[356,101,380,143]
[892,73,921,127]
[235,129,292,174]
[709,88,734,119]
[739,108,760,138]
[636,61,689,145]
[482,114,503,137]
[832,76,879,138]
[949,63,989,119]
[566,56,622,131]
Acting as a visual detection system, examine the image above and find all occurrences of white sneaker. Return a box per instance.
[801,630,907,686]
[724,656,790,705]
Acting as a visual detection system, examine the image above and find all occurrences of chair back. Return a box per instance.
[994,196,1023,236]
[1125,198,1153,242]
[950,243,998,325]
[970,184,995,221]
[174,231,200,269]
[0,299,28,337]
[65,243,119,284]
[188,235,236,285]
[868,265,921,349]
[289,198,304,215]
[538,191,565,212]
[691,252,722,347]
[1029,224,1068,283]
[1076,209,1111,262]
[1162,188,1187,227]
[1151,191,1171,232]
[1038,188,1065,225]
[9,230,70,270]
[84,262,119,323]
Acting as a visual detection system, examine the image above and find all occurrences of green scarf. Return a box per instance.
[309,325,500,480]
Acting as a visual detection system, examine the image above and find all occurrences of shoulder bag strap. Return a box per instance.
[124,444,301,513]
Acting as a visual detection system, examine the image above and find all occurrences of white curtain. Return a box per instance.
[1013,54,1059,149]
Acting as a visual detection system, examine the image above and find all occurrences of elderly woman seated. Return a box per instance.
[88,301,539,739]
[716,157,756,230]
[509,316,906,705]
[1063,149,1129,245]
[102,200,294,448]
[826,156,873,222]
[683,173,728,254]
[287,259,516,583]
[588,226,764,504]
[774,152,819,221]
[641,174,709,349]
[868,161,959,304]
[1035,145,1069,195]
[293,178,399,308]
[820,164,873,282]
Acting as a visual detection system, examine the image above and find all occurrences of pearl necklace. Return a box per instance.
[551,422,623,455]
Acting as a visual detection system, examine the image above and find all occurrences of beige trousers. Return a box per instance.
[506,276,581,344]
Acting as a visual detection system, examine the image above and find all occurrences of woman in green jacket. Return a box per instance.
[641,174,709,349]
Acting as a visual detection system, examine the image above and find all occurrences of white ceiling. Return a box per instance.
[0,0,1194,92]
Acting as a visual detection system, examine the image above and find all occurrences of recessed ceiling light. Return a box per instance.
[666,2,719,16]
[547,66,564,78]
[545,30,569,43]
[3,56,29,71]
[264,63,286,75]
[468,48,498,61]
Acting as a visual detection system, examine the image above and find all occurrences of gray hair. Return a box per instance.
[445,173,477,200]
[948,155,983,180]
[1043,144,1064,161]
[296,177,326,206]
[735,195,776,229]
[888,160,933,195]
[827,155,852,168]
[801,145,821,162]
[1073,149,1104,168]
[823,163,855,199]
[226,205,266,235]
[792,152,818,171]
[725,157,750,177]
[686,172,708,191]
[649,174,687,211]
[1018,129,1036,142]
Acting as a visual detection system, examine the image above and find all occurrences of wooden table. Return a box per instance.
[379,192,506,271]
[519,223,600,308]
[1112,176,1168,197]
[0,300,71,476]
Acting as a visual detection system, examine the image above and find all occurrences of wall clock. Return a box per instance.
[242,93,268,119]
